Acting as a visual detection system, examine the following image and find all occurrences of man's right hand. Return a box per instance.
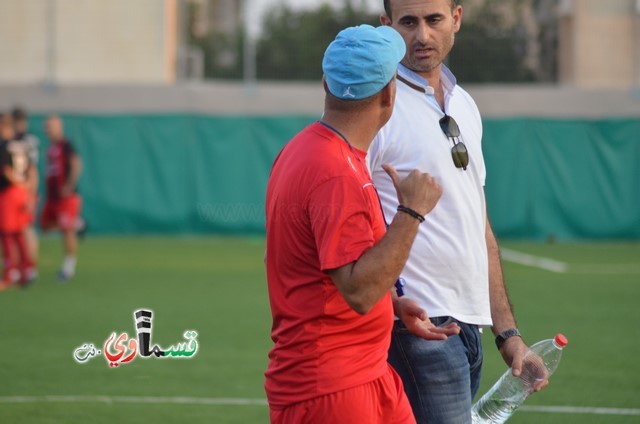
[382,163,442,217]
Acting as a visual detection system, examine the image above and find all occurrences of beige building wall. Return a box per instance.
[559,0,640,87]
[0,0,177,84]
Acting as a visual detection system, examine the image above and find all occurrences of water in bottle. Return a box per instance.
[471,333,568,423]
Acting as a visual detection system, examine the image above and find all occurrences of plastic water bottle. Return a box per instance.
[471,333,568,424]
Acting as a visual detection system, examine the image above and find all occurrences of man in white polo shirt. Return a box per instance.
[368,1,546,423]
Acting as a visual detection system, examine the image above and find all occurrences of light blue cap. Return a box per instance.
[322,25,406,100]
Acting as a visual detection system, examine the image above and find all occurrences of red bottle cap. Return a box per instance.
[555,333,568,347]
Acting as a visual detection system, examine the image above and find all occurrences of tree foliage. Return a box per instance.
[256,3,380,81]
[449,6,535,83]
[187,0,558,83]
[450,0,558,83]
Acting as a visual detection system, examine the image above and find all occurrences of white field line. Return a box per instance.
[500,248,568,273]
[567,264,640,275]
[520,405,640,416]
[1,396,638,416]
[500,248,640,275]
[0,396,268,406]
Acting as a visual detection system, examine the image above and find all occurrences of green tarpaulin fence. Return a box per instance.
[28,115,640,240]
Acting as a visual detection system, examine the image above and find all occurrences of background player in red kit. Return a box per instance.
[264,25,458,424]
[12,107,40,270]
[41,115,83,282]
[0,113,36,290]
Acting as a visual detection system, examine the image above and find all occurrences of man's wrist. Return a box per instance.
[495,328,521,350]
[397,205,425,223]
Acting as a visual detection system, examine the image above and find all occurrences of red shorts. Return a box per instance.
[41,194,82,231]
[270,365,415,424]
[0,185,30,233]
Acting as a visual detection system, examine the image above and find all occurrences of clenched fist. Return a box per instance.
[382,163,442,217]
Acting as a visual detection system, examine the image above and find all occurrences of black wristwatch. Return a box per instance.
[495,328,521,350]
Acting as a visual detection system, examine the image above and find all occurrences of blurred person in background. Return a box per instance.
[265,24,457,424]
[367,1,545,423]
[0,113,36,290]
[12,107,40,269]
[41,115,84,282]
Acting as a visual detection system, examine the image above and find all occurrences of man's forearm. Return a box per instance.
[329,211,421,314]
[487,220,517,335]
[329,166,441,314]
[27,166,38,194]
[66,156,82,190]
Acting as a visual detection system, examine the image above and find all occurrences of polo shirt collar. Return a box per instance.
[397,63,457,94]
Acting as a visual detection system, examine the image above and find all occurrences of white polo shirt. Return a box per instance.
[368,64,492,326]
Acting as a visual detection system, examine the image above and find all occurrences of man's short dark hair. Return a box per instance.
[11,107,27,121]
[325,90,379,112]
[383,0,458,20]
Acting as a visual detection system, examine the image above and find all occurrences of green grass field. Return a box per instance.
[0,236,638,423]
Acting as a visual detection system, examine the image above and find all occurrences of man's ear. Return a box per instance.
[453,5,463,33]
[381,15,391,26]
[322,75,330,94]
[380,79,394,108]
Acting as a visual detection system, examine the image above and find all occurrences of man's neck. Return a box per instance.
[404,63,446,110]
[320,111,380,152]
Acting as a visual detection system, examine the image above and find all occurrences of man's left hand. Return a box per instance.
[500,337,549,392]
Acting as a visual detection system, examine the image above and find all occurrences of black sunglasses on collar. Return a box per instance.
[439,114,469,171]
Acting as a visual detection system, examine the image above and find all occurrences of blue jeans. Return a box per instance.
[388,317,483,424]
